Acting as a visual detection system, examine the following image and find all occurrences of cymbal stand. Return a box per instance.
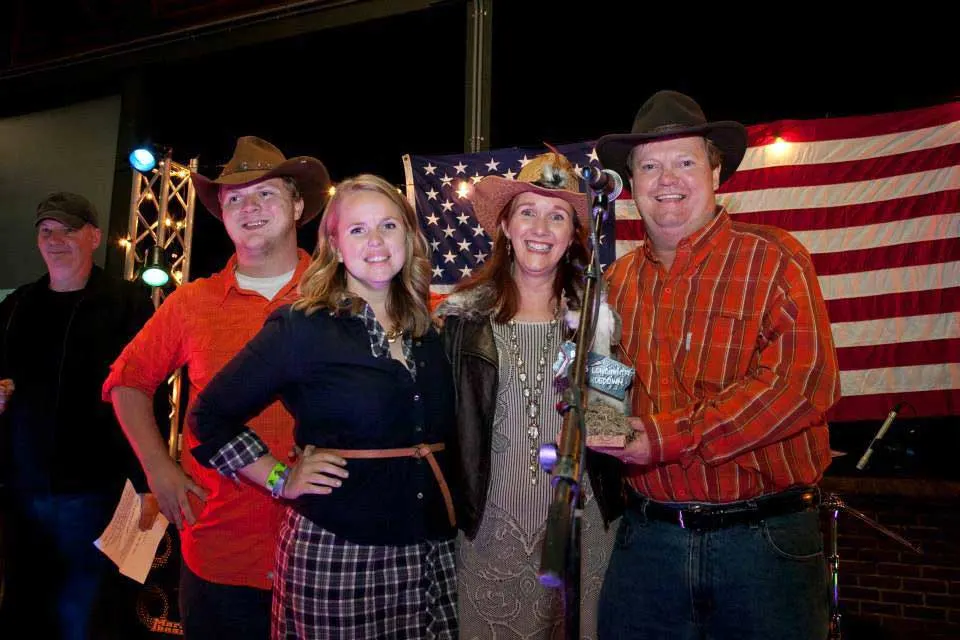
[822,492,922,640]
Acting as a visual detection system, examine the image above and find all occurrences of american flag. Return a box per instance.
[404,101,960,423]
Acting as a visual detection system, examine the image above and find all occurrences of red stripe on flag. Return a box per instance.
[720,144,960,192]
[811,238,960,276]
[828,389,960,423]
[615,219,645,241]
[723,190,960,232]
[836,338,960,371]
[746,102,960,146]
[825,288,960,323]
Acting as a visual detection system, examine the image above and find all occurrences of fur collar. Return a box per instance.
[434,282,499,321]
[434,279,589,324]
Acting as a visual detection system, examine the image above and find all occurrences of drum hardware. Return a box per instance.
[821,491,922,640]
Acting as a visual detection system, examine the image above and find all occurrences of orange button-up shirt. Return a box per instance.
[604,209,840,503]
[103,250,310,589]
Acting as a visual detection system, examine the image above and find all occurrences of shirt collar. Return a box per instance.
[217,248,311,303]
[638,206,731,272]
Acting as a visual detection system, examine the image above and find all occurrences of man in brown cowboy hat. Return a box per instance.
[103,136,336,638]
[590,90,841,639]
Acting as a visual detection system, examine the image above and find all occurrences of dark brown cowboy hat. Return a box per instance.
[191,136,331,225]
[471,151,589,236]
[596,90,747,186]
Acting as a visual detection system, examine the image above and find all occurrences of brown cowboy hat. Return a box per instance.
[192,136,331,225]
[471,151,589,236]
[596,90,747,186]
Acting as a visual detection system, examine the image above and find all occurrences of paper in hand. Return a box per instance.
[94,479,169,583]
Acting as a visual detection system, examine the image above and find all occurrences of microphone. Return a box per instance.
[856,402,904,471]
[582,166,623,200]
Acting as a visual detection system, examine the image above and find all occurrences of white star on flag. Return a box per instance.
[485,158,500,172]
[424,163,437,175]
[454,162,468,174]
[425,188,438,200]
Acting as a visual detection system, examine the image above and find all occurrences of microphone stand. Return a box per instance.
[537,175,610,640]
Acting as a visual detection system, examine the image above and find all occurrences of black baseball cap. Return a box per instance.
[35,192,100,229]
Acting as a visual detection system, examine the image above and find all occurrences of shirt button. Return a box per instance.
[413,394,421,402]
[664,287,672,294]
[419,361,426,367]
[415,425,423,432]
[417,492,424,500]
[661,377,669,385]
[267,571,275,581]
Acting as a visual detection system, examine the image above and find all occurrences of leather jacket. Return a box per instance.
[438,288,624,540]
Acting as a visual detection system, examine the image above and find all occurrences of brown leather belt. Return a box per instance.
[326,443,456,528]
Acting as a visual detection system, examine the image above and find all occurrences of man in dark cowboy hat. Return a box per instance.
[104,136,332,638]
[590,91,841,639]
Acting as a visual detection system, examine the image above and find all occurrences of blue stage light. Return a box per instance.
[129,147,157,173]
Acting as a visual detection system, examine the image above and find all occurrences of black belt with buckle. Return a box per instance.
[625,487,820,531]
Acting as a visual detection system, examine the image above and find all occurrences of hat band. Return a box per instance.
[645,122,706,135]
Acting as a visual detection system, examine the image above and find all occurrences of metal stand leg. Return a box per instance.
[821,492,922,640]
[824,496,842,640]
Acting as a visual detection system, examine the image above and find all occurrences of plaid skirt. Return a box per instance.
[272,508,458,639]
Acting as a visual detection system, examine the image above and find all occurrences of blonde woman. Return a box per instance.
[191,175,458,639]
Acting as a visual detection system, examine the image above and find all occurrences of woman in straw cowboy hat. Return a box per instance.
[191,174,459,639]
[435,150,622,639]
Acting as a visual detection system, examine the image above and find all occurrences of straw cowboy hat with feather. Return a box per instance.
[192,136,331,225]
[470,151,589,236]
[595,90,748,186]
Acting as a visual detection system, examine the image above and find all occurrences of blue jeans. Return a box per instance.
[2,493,114,640]
[179,562,272,640]
[598,502,828,640]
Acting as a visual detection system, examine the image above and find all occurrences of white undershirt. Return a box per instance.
[234,268,296,301]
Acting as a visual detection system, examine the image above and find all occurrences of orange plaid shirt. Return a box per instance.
[605,209,840,503]
[103,250,310,589]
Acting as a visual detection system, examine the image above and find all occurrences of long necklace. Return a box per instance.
[507,317,558,485]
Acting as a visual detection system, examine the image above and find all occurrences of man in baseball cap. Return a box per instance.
[1,191,154,637]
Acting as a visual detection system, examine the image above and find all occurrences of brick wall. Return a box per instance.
[822,477,960,639]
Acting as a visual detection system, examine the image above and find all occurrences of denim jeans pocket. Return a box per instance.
[614,510,644,549]
[760,510,824,561]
